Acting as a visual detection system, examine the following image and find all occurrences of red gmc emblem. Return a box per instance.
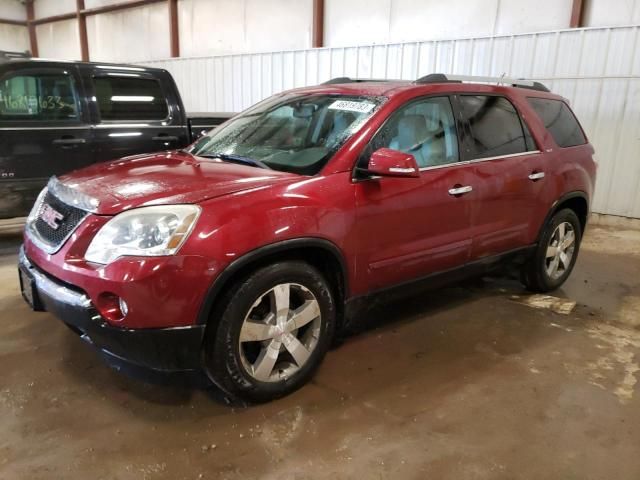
[40,204,64,230]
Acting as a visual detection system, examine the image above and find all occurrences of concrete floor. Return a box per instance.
[1,225,640,479]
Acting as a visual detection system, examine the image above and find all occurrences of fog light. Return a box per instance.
[118,297,129,317]
[95,292,127,322]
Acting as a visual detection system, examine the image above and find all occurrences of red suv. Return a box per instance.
[19,74,596,402]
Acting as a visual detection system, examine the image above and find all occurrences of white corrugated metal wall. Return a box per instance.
[141,25,640,219]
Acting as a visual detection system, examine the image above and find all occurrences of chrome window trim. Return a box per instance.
[0,126,90,131]
[0,124,184,130]
[418,150,542,172]
[92,124,183,129]
[19,247,91,309]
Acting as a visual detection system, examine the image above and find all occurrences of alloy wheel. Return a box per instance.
[238,283,322,382]
[545,221,576,280]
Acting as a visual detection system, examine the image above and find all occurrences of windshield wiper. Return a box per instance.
[195,152,271,170]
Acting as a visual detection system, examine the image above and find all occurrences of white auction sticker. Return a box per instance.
[328,100,375,113]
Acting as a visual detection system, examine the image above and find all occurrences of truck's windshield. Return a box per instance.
[189,93,385,175]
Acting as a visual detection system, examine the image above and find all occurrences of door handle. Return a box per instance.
[152,135,179,142]
[448,185,473,196]
[52,138,86,146]
[528,171,545,181]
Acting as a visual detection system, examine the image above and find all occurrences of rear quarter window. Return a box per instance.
[527,98,586,148]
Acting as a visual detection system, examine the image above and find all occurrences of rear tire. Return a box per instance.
[204,261,336,403]
[521,208,582,292]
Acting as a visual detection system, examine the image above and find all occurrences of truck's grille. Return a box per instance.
[31,191,87,252]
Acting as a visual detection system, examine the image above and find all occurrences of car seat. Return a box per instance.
[389,113,449,167]
[389,115,430,167]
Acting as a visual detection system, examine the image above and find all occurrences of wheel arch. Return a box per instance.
[196,237,349,328]
[539,191,589,241]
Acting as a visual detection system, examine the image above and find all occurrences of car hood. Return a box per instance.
[57,151,297,215]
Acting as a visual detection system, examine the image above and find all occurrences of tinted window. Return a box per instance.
[0,72,79,121]
[94,76,168,121]
[522,119,537,151]
[459,95,529,159]
[363,96,459,168]
[528,98,586,148]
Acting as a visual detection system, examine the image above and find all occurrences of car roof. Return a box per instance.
[287,80,411,97]
[286,75,562,100]
[0,56,166,74]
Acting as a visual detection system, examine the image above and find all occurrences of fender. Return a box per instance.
[195,237,349,325]
[536,190,589,243]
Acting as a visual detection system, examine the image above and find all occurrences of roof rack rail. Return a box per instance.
[322,77,399,85]
[414,73,458,84]
[414,73,550,92]
[0,50,32,62]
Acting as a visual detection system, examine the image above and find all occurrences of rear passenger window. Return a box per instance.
[0,72,79,121]
[528,98,586,148]
[459,95,530,159]
[93,76,168,121]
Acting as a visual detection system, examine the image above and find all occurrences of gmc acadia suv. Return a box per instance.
[18,74,596,402]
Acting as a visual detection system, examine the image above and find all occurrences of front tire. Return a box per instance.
[521,208,582,292]
[204,261,336,403]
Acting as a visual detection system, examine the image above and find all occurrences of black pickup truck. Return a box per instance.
[0,51,233,219]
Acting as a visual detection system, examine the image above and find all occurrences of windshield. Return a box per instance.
[188,93,385,175]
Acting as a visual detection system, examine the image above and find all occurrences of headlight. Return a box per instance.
[85,205,201,264]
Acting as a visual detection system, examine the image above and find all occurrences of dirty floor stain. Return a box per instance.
[586,322,640,404]
[1,226,640,479]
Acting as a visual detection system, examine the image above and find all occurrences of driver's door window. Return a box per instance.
[0,71,80,121]
[363,96,459,169]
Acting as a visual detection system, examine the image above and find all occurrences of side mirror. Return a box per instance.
[362,148,420,178]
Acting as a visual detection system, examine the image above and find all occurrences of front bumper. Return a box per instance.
[19,247,205,372]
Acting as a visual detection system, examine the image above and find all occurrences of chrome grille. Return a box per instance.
[32,191,86,250]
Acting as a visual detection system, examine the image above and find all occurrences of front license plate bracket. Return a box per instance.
[19,265,44,311]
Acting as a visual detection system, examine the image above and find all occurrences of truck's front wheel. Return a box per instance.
[204,261,336,403]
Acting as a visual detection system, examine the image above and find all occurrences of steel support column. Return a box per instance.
[570,0,585,28]
[25,0,38,57]
[312,0,324,48]
[77,0,89,61]
[169,0,179,57]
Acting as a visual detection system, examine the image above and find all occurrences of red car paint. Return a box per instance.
[23,81,596,335]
